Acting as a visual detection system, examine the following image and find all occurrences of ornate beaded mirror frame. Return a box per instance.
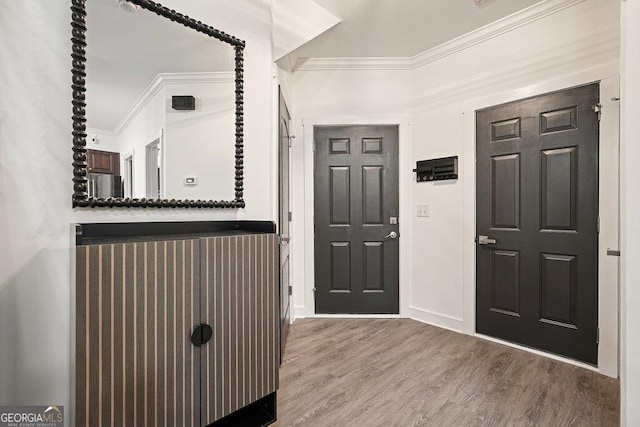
[70,0,245,208]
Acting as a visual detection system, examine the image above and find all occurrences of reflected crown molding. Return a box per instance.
[113,71,235,136]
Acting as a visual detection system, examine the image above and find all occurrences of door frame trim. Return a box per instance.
[462,65,620,377]
[301,116,412,318]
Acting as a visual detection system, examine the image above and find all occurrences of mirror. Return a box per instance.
[71,0,245,208]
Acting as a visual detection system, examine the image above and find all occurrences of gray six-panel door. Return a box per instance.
[476,84,599,364]
[314,125,400,314]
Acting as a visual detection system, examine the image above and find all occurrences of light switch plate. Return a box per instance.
[417,204,430,217]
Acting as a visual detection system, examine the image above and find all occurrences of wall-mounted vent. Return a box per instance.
[172,95,196,111]
[413,156,458,182]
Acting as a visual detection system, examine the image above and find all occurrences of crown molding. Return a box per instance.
[293,0,586,72]
[295,57,412,71]
[411,0,586,69]
[113,71,235,135]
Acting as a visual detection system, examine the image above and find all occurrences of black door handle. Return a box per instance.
[190,323,213,347]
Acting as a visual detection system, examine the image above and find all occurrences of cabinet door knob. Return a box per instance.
[190,323,213,346]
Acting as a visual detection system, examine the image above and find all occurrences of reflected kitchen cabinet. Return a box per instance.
[87,149,120,175]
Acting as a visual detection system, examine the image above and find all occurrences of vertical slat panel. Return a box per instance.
[135,242,145,427]
[175,241,185,427]
[75,247,88,427]
[234,236,243,411]
[76,240,199,427]
[100,245,112,427]
[229,237,238,416]
[79,234,284,427]
[214,237,223,422]
[88,245,100,426]
[260,234,265,398]
[166,241,175,426]
[112,244,124,427]
[153,242,167,426]
[199,233,279,425]
[272,234,279,390]
[223,237,230,418]
[146,242,156,427]
[188,240,198,427]
[252,235,258,404]
[243,236,251,408]
[124,243,135,425]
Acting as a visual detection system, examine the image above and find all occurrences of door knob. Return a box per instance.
[384,231,399,239]
[190,323,213,347]
[477,235,496,245]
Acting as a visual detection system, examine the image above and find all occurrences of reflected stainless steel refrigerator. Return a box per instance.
[88,173,123,198]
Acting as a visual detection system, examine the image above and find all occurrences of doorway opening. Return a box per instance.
[145,138,162,199]
[123,151,134,198]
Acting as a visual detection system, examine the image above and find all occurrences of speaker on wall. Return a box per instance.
[172,95,196,111]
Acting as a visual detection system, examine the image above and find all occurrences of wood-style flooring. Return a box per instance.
[276,319,619,427]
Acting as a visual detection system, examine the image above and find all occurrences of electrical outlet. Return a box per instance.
[417,204,430,217]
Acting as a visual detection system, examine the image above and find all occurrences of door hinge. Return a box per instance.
[592,103,602,121]
[287,135,296,148]
[596,327,600,344]
[312,287,317,293]
[597,216,600,233]
[288,285,292,296]
[288,211,292,222]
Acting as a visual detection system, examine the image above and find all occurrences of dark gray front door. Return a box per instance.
[314,125,399,314]
[278,88,291,359]
[476,83,599,364]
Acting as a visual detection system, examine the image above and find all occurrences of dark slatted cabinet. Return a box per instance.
[75,222,279,427]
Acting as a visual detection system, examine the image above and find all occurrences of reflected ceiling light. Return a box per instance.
[118,0,141,13]
[473,0,485,4]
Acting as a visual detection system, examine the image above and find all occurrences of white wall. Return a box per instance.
[116,85,166,198]
[0,0,275,415]
[85,128,119,153]
[620,0,640,424]
[410,0,619,331]
[165,79,235,200]
[291,0,620,335]
[290,69,412,316]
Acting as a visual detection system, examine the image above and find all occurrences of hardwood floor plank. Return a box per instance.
[276,319,619,427]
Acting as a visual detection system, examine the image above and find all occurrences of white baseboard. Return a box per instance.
[409,306,464,333]
[312,314,404,319]
[294,304,463,331]
[293,305,308,320]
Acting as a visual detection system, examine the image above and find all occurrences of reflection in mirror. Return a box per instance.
[123,150,134,198]
[145,135,161,199]
[84,0,236,202]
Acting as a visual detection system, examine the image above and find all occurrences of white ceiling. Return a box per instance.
[86,0,234,131]
[296,0,545,59]
[86,0,547,131]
